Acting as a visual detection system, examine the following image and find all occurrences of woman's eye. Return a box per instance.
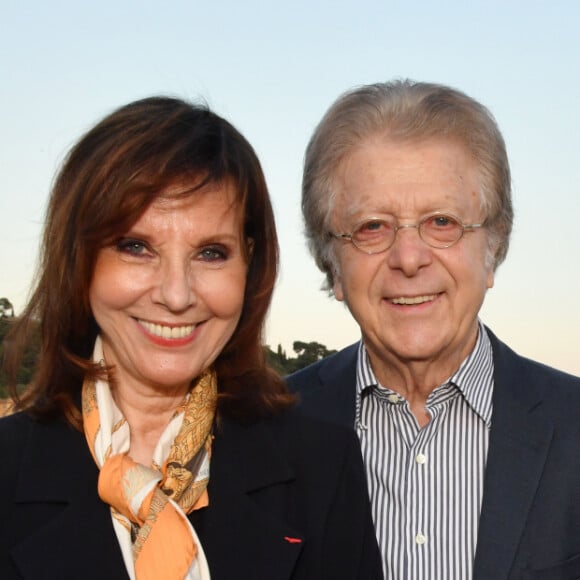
[116,239,149,256]
[199,245,228,262]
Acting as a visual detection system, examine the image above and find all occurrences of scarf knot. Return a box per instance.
[83,338,216,580]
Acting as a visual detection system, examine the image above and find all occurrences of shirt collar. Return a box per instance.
[355,321,494,428]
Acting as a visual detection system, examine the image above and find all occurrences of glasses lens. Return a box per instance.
[420,214,463,247]
[352,218,394,253]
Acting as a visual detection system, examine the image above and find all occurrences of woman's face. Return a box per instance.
[89,181,248,396]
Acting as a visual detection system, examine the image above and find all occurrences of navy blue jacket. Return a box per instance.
[287,329,580,579]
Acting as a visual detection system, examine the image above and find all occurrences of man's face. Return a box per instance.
[331,137,495,379]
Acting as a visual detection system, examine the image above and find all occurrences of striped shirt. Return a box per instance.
[355,322,494,579]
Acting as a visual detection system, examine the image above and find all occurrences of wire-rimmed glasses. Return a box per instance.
[330,212,485,255]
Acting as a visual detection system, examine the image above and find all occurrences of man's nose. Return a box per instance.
[386,225,432,276]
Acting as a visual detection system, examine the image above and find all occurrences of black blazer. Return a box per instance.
[0,409,383,580]
[287,329,580,580]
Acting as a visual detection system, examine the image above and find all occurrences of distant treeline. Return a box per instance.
[265,341,337,375]
[0,316,40,397]
[0,308,336,397]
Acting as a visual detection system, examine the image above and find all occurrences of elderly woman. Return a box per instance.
[0,98,382,580]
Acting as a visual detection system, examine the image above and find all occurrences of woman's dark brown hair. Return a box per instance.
[3,96,293,426]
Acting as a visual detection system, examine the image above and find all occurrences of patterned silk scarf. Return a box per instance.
[83,337,217,580]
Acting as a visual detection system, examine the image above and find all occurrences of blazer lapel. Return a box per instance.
[473,332,554,580]
[11,418,128,580]
[314,343,359,427]
[197,417,304,580]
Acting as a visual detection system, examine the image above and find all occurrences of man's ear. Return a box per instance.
[333,275,345,302]
[486,267,495,289]
[485,234,499,289]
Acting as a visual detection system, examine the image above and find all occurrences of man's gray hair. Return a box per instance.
[302,79,513,291]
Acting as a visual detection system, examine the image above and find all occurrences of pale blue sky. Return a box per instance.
[1,0,579,374]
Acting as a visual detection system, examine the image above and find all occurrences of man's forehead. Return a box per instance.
[330,138,482,223]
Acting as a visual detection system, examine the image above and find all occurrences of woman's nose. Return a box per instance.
[155,259,195,312]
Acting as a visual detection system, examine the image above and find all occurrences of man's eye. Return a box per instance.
[356,220,390,237]
[200,246,228,261]
[427,215,459,229]
[116,239,149,255]
[363,220,384,231]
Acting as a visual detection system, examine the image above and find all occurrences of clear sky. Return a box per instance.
[1,0,579,375]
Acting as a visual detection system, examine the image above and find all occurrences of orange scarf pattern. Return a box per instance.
[82,344,217,580]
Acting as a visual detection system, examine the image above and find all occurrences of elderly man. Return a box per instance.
[287,80,580,579]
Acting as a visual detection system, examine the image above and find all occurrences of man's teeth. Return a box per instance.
[139,320,196,338]
[391,295,436,305]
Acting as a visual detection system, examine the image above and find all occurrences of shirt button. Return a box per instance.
[415,533,426,545]
[387,394,399,404]
[415,453,427,465]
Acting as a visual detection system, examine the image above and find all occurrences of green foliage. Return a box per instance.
[265,341,337,375]
[0,318,12,397]
[0,315,41,396]
[0,297,14,319]
[264,343,289,375]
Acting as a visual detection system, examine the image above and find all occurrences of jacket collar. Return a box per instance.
[312,342,359,427]
[473,329,553,579]
[196,416,304,579]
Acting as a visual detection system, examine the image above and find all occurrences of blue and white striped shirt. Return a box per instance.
[355,322,494,579]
